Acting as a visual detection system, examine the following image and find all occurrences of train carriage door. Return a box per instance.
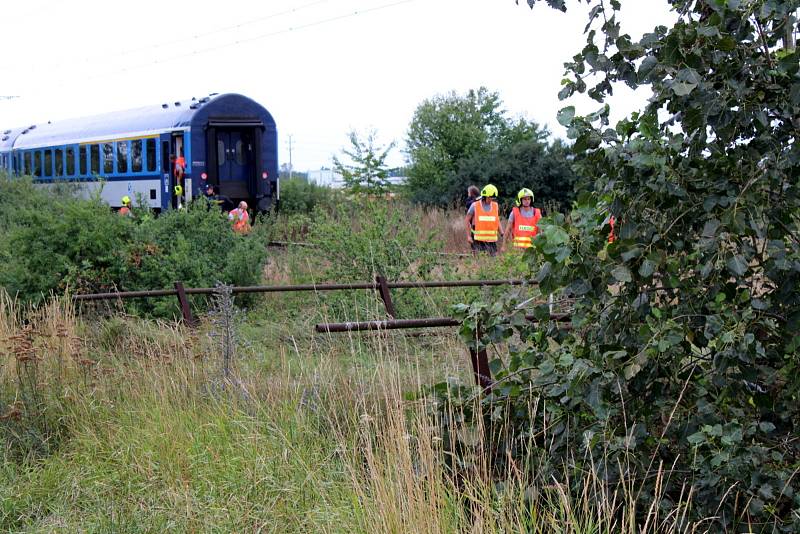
[170,132,184,209]
[215,128,254,201]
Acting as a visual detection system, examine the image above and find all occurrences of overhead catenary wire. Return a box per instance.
[0,0,331,74]
[1,0,417,92]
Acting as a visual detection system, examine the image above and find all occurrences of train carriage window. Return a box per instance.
[44,150,52,178]
[66,146,75,176]
[79,146,87,175]
[161,141,170,172]
[103,143,113,174]
[131,140,143,172]
[117,142,128,173]
[218,139,225,165]
[235,140,245,165]
[24,152,31,175]
[91,145,100,174]
[55,148,64,176]
[146,139,156,172]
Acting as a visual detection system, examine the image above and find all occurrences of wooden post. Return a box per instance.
[174,281,198,327]
[468,324,493,390]
[375,275,397,319]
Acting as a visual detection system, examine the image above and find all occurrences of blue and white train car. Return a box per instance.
[0,93,278,211]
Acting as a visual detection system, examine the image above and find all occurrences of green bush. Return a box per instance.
[306,199,444,319]
[0,178,132,302]
[278,178,338,216]
[0,176,269,317]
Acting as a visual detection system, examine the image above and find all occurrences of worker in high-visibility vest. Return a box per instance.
[502,188,542,251]
[465,184,500,255]
[119,195,133,217]
[228,201,251,234]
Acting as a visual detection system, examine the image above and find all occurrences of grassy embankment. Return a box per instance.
[1,207,698,533]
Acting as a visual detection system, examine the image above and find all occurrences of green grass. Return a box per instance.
[1,227,711,533]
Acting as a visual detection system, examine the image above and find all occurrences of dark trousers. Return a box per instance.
[471,240,497,256]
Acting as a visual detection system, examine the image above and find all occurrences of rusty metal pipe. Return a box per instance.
[72,279,534,301]
[316,317,460,332]
[315,314,571,333]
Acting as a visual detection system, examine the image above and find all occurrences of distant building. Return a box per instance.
[306,168,407,189]
[307,168,344,188]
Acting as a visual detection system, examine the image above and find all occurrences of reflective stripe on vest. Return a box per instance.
[512,206,541,248]
[472,201,499,242]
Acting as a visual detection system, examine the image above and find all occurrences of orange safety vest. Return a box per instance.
[511,206,542,248]
[608,216,616,243]
[472,200,499,242]
[230,208,251,234]
[119,206,131,217]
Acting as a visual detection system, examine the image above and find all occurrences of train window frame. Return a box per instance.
[66,146,75,176]
[55,147,64,177]
[79,146,87,175]
[24,152,31,175]
[235,140,246,165]
[146,138,156,173]
[33,151,41,177]
[91,145,100,175]
[102,143,113,175]
[131,139,143,173]
[44,150,53,178]
[117,141,128,174]
[217,139,225,167]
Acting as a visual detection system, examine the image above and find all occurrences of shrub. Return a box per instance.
[277,178,338,216]
[0,176,269,318]
[306,199,444,319]
[427,1,800,531]
[0,179,132,302]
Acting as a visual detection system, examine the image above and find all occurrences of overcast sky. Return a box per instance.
[0,0,675,171]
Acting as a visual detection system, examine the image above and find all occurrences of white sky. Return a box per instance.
[0,0,675,171]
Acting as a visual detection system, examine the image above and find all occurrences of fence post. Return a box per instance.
[174,281,198,328]
[375,275,397,319]
[468,323,493,391]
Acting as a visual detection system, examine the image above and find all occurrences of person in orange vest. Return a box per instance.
[173,152,186,183]
[228,201,251,234]
[119,195,133,217]
[608,215,617,243]
[465,184,500,255]
[501,188,542,251]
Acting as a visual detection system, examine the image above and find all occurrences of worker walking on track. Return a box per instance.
[465,184,501,255]
[502,188,542,251]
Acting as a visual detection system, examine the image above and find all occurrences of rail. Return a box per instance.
[73,276,564,393]
[72,277,533,326]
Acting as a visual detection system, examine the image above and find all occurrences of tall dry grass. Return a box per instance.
[1,291,717,532]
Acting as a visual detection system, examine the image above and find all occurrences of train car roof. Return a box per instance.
[0,126,26,151]
[4,93,275,150]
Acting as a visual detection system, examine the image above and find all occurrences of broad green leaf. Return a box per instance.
[726,255,748,277]
[671,80,697,96]
[611,265,632,282]
[557,106,576,126]
[638,259,656,278]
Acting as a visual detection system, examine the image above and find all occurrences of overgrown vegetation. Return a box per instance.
[0,176,268,316]
[429,0,800,531]
[277,177,340,216]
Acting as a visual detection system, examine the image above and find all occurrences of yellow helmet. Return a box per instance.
[516,188,534,206]
[480,184,499,198]
[121,195,131,206]
[174,185,183,196]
